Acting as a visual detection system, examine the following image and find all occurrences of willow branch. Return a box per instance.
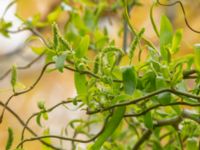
[0,101,62,150]
[21,100,82,144]
[132,110,199,150]
[64,65,122,83]
[87,88,200,114]
[17,113,112,149]
[124,102,200,117]
[0,52,44,80]
[132,129,152,150]
[0,62,54,123]
[157,0,200,34]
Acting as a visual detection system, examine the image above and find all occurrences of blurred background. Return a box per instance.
[0,0,200,149]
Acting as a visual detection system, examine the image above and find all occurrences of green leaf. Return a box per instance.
[194,44,200,72]
[31,46,45,55]
[74,72,87,96]
[11,65,17,91]
[156,77,171,104]
[42,112,48,120]
[42,128,52,150]
[37,101,45,110]
[55,54,67,72]
[144,112,153,129]
[171,29,183,54]
[47,7,61,23]
[0,19,12,37]
[36,113,42,127]
[91,106,126,150]
[186,138,198,150]
[122,66,137,95]
[160,15,173,62]
[52,23,59,49]
[171,64,183,86]
[75,35,90,58]
[6,128,14,150]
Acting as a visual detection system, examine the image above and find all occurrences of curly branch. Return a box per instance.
[157,0,200,34]
[0,52,44,80]
[0,101,62,150]
[17,113,112,149]
[87,88,200,114]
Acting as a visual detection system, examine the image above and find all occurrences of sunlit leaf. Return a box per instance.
[74,72,87,97]
[194,44,200,72]
[42,128,52,150]
[160,15,173,62]
[171,29,183,54]
[75,35,90,58]
[47,7,61,23]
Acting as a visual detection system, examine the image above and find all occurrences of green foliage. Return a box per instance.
[42,128,52,150]
[91,107,126,150]
[6,128,14,150]
[11,65,17,92]
[160,15,173,62]
[0,19,12,37]
[1,0,200,150]
[194,44,200,72]
[122,66,137,95]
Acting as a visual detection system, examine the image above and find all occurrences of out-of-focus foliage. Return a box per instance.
[0,0,200,150]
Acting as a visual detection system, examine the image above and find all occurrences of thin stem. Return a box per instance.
[21,100,82,145]
[157,0,200,34]
[87,88,200,114]
[132,129,152,150]
[0,62,54,123]
[0,52,44,80]
[124,102,200,117]
[17,113,112,149]
[150,3,159,37]
[0,101,62,150]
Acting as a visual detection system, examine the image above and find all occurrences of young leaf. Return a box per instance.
[42,128,52,150]
[42,112,48,120]
[171,29,183,54]
[47,7,61,23]
[160,15,173,62]
[194,44,200,72]
[37,101,45,110]
[31,46,45,55]
[11,65,17,92]
[74,72,87,96]
[75,35,90,58]
[144,112,153,129]
[55,54,67,72]
[122,66,137,95]
[36,113,42,127]
[52,23,59,49]
[6,128,13,150]
[0,19,12,37]
[91,106,126,150]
